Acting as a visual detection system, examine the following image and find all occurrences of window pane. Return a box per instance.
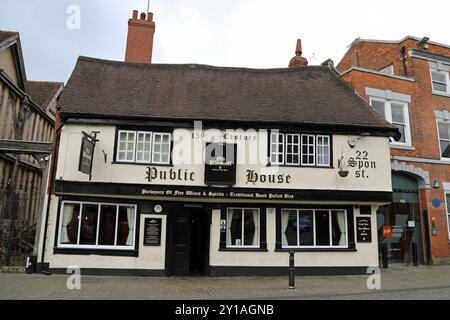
[243,209,258,246]
[393,124,406,143]
[315,210,330,246]
[331,210,347,246]
[301,135,315,165]
[228,209,242,246]
[433,82,447,92]
[117,206,135,246]
[60,203,80,244]
[440,140,450,158]
[98,205,117,246]
[286,134,300,165]
[298,210,313,246]
[79,204,98,245]
[439,122,450,140]
[317,136,330,166]
[371,100,385,118]
[432,70,446,83]
[391,103,405,123]
[282,210,298,246]
[153,153,161,163]
[126,151,133,161]
[136,132,151,162]
[270,133,284,164]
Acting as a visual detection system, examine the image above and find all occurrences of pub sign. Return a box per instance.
[204,142,237,185]
[78,136,95,175]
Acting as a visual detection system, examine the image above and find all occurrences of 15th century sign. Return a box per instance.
[204,142,237,185]
[78,136,94,175]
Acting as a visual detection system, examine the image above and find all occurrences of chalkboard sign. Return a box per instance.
[356,217,372,243]
[144,218,162,246]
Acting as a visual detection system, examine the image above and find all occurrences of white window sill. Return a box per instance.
[432,91,450,98]
[390,144,415,151]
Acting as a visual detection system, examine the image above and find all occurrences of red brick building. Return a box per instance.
[337,36,450,265]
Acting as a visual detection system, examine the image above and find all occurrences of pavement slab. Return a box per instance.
[0,265,449,299]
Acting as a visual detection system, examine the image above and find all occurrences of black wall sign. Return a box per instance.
[78,136,94,175]
[144,218,162,246]
[204,142,237,185]
[356,217,372,242]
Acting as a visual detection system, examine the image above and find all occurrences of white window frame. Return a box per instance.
[301,134,316,166]
[151,132,172,165]
[445,192,450,240]
[430,68,450,95]
[57,201,137,250]
[369,97,412,146]
[285,134,300,165]
[226,207,260,248]
[135,131,153,164]
[281,208,348,249]
[436,119,450,160]
[316,135,330,167]
[116,130,136,163]
[270,132,285,165]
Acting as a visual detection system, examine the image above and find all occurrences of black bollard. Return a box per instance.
[382,243,389,269]
[288,250,295,289]
[412,242,419,266]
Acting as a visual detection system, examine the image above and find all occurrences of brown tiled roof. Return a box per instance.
[27,81,63,108]
[59,56,398,135]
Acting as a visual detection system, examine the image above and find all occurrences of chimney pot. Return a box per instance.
[295,39,302,56]
[140,12,146,20]
[132,10,138,20]
[147,12,153,22]
[289,38,308,68]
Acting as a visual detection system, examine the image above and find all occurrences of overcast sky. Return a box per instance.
[1,0,449,83]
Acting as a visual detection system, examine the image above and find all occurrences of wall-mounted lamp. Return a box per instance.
[433,180,440,189]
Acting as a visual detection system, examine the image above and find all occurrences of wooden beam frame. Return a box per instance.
[0,139,52,154]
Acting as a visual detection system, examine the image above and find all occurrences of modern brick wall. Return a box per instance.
[338,37,450,263]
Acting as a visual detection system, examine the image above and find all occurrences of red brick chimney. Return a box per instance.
[289,39,308,68]
[124,10,155,64]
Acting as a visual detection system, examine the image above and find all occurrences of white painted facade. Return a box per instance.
[39,123,392,275]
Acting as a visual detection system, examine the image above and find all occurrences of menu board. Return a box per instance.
[356,217,372,243]
[144,218,162,246]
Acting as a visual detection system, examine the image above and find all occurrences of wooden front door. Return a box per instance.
[169,211,192,276]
